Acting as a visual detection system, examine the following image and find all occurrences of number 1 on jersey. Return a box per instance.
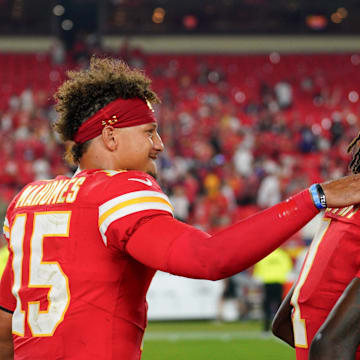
[10,211,71,337]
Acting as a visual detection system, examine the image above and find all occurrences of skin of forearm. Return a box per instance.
[0,341,13,360]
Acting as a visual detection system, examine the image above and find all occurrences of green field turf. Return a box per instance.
[142,320,294,360]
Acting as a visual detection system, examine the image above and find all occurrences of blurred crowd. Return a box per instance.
[2,41,360,323]
[1,44,360,252]
[149,53,360,236]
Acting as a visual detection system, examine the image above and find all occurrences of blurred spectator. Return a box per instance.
[274,79,293,109]
[51,39,66,66]
[169,185,190,222]
[253,248,293,332]
[216,272,252,322]
[330,115,344,145]
[72,32,89,65]
[257,160,281,209]
[298,125,318,153]
[0,237,8,278]
[20,87,34,112]
[233,138,254,177]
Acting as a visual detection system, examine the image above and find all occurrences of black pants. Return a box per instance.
[263,283,283,331]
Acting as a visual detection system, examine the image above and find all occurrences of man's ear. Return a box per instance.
[101,126,118,151]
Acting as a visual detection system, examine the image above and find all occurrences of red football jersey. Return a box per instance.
[0,169,173,360]
[291,206,360,360]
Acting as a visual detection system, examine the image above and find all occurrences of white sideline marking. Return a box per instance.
[144,331,275,341]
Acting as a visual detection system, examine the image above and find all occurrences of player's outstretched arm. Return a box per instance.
[127,189,317,280]
[126,176,360,281]
[272,285,295,348]
[309,277,360,360]
[0,308,13,360]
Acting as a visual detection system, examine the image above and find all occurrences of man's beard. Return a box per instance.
[147,170,157,179]
[146,160,158,179]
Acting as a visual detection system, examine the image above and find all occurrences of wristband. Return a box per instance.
[309,184,327,210]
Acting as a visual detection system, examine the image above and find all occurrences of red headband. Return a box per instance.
[74,97,156,144]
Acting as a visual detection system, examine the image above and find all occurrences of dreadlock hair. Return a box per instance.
[348,132,360,174]
[54,56,160,165]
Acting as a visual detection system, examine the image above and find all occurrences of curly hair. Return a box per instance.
[54,56,160,165]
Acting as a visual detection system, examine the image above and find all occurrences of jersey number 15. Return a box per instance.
[10,211,71,337]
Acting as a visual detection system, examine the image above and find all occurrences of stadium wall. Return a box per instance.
[1,35,360,53]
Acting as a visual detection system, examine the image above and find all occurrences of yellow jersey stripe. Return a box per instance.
[99,201,173,246]
[3,225,10,238]
[99,196,173,227]
[99,190,171,215]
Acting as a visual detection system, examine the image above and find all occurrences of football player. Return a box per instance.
[273,134,360,360]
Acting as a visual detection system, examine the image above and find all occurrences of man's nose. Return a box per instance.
[154,132,164,152]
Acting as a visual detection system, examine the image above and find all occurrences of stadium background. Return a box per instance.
[1,0,360,358]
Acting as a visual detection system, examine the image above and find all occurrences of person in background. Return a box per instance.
[0,236,8,278]
[272,132,360,359]
[253,248,293,332]
[216,273,251,322]
[168,184,189,222]
[257,160,281,209]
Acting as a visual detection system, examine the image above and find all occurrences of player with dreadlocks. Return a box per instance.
[273,133,360,360]
[348,134,360,174]
[1,57,360,359]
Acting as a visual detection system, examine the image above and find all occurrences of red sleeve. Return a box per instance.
[97,171,174,250]
[126,190,318,280]
[0,252,15,313]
